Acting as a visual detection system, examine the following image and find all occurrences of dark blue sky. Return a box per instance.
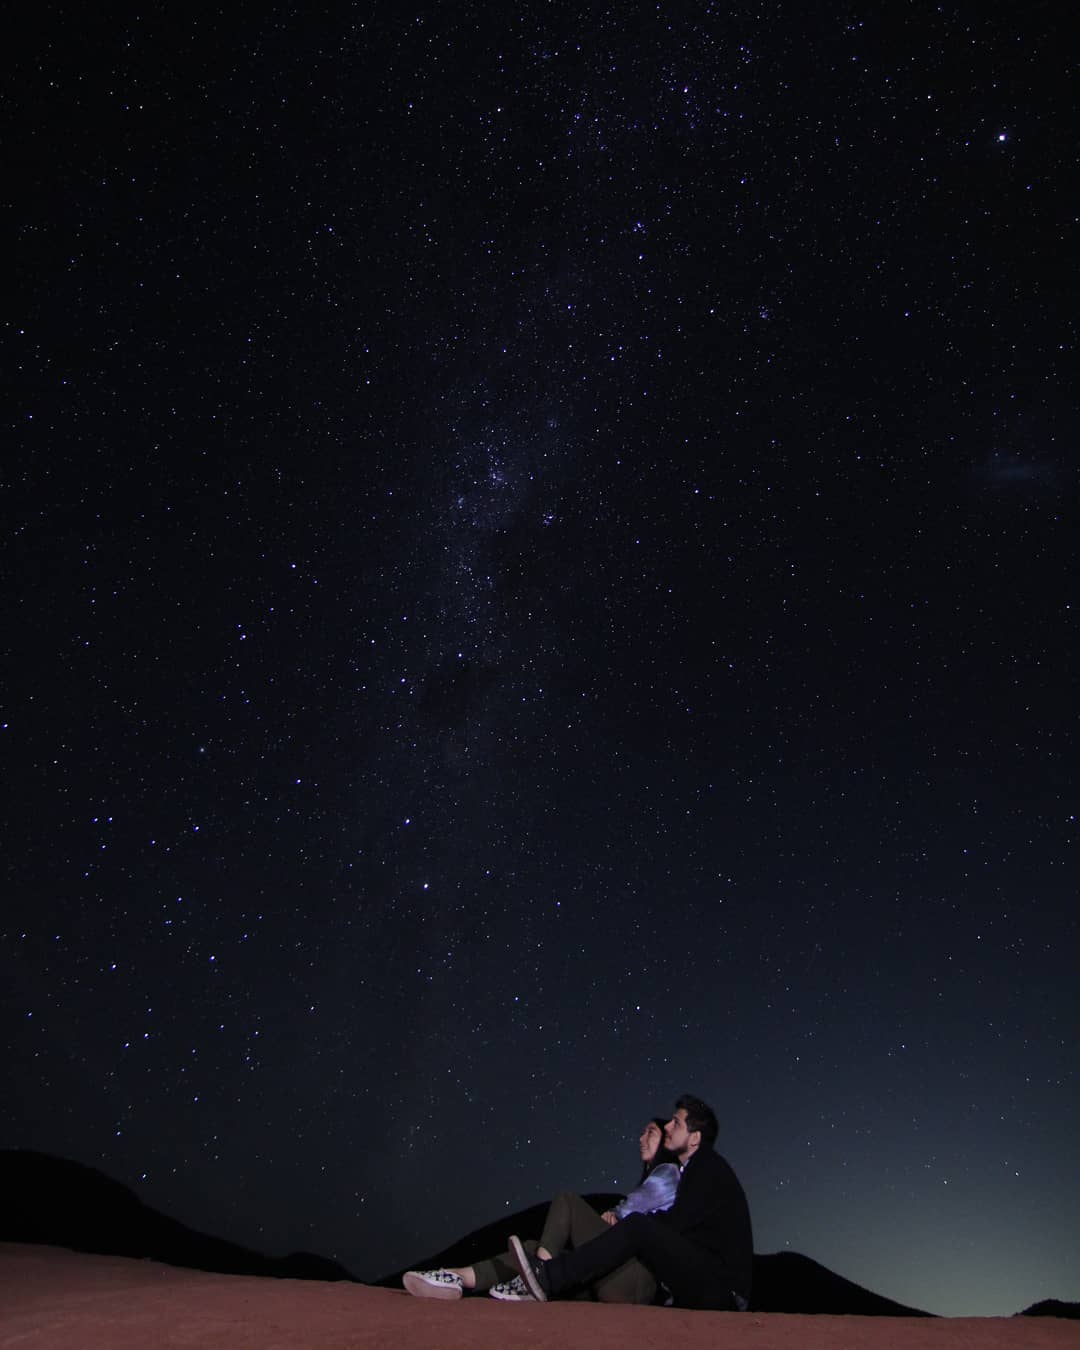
[4,1,1077,1317]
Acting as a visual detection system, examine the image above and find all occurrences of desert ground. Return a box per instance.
[1,1243,1077,1350]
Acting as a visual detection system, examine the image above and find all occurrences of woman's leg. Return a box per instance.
[464,1194,616,1297]
[456,1191,607,1295]
[539,1192,609,1258]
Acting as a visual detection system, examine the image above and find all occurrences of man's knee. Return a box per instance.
[612,1212,652,1252]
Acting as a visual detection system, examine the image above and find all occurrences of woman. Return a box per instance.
[404,1117,679,1302]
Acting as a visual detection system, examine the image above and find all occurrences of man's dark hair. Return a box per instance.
[675,1093,719,1150]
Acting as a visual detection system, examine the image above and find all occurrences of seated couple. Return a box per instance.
[403,1093,752,1311]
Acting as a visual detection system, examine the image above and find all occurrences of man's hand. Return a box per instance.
[600,1210,618,1226]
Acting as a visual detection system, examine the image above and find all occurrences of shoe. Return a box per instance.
[489,1275,531,1301]
[402,1268,464,1299]
[508,1235,550,1302]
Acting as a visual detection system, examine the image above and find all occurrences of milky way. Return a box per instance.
[4,3,1077,1317]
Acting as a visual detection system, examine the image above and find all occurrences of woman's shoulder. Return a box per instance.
[650,1162,681,1181]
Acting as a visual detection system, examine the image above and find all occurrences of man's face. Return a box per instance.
[664,1108,698,1161]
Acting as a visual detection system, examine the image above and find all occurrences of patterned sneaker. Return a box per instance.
[508,1235,550,1302]
[489,1275,531,1301]
[402,1269,465,1299]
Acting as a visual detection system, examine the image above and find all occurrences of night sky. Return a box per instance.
[5,1,1077,1320]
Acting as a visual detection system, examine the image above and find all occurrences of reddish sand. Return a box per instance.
[1,1244,1076,1350]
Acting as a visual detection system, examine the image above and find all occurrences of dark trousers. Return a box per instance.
[544,1212,743,1311]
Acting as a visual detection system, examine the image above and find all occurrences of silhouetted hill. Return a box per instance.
[751,1251,931,1316]
[1020,1300,1080,1319]
[6,1152,1073,1317]
[0,1150,353,1282]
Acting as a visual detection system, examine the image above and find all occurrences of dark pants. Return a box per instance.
[474,1193,655,1303]
[544,1212,744,1311]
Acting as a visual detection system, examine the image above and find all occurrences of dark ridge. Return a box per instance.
[0,1150,354,1282]
[4,1152,1072,1317]
[750,1251,932,1316]
[1019,1300,1080,1319]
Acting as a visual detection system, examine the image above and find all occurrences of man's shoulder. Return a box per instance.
[686,1148,740,1184]
[686,1146,723,1170]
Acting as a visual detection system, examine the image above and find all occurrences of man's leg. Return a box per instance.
[541,1213,740,1311]
[471,1240,537,1293]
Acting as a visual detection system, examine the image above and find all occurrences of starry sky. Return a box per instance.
[4,0,1077,1320]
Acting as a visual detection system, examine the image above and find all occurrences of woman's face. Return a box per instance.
[639,1120,663,1163]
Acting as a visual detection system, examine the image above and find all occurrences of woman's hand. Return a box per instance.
[600,1210,619,1225]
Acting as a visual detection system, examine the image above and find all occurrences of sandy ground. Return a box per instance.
[1,1244,1077,1350]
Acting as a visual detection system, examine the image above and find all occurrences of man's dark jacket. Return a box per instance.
[655,1146,753,1300]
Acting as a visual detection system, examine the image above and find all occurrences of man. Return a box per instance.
[510,1093,752,1310]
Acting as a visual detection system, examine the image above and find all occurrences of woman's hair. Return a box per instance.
[638,1116,679,1185]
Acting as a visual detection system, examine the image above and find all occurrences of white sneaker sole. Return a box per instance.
[403,1272,463,1300]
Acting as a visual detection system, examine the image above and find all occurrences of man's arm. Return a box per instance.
[653,1152,729,1233]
